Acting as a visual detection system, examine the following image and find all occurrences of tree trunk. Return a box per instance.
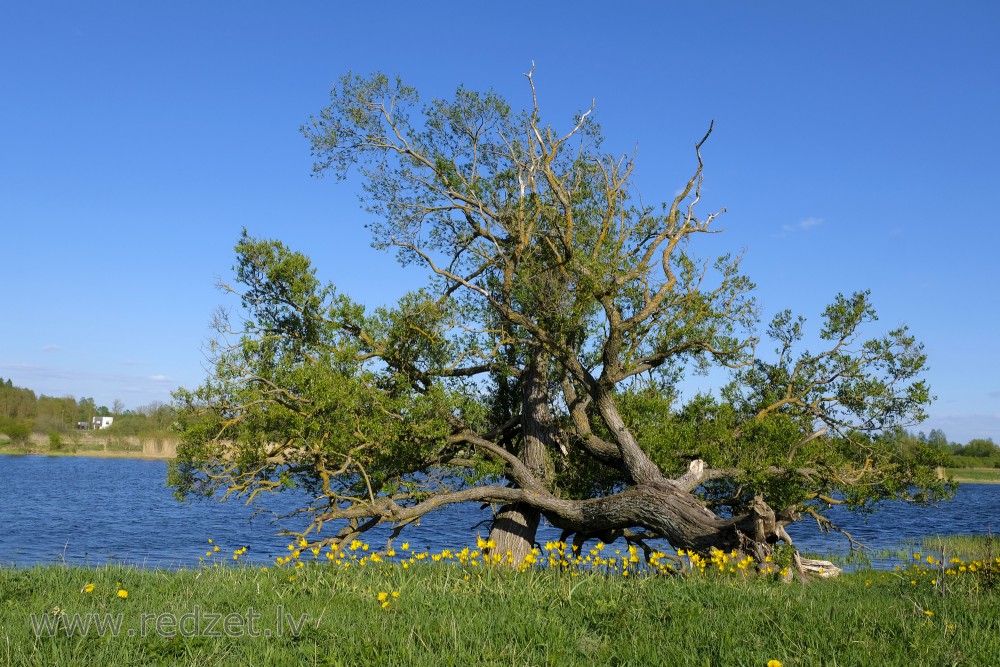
[488,504,541,563]
[487,356,554,563]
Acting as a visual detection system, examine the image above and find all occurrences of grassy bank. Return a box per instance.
[0,432,177,460]
[3,548,999,666]
[946,467,1000,484]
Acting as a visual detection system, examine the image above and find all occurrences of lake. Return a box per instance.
[1,455,996,569]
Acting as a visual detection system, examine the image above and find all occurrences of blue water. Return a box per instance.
[1,455,996,569]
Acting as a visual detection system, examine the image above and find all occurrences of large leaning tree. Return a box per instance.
[170,70,951,573]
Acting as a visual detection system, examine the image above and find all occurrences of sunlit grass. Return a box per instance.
[3,535,1000,666]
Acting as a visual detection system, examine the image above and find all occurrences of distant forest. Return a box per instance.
[0,377,995,467]
[0,376,175,443]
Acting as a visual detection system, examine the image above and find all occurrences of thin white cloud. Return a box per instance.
[149,374,172,382]
[780,217,824,235]
[41,344,62,352]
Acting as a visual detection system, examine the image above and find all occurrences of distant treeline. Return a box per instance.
[0,376,176,444]
[0,377,995,468]
[912,428,1000,469]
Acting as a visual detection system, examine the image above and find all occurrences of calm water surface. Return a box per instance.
[1,455,996,569]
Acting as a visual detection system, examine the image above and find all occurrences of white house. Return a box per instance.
[91,416,114,429]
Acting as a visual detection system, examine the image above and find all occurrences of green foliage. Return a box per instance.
[173,72,948,555]
[0,376,176,441]
[954,438,999,458]
[47,431,63,451]
[0,417,33,445]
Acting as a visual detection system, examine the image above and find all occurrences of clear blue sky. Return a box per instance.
[2,1,997,443]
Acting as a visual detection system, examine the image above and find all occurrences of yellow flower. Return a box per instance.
[924,610,934,617]
[82,583,95,593]
[377,591,389,602]
[213,545,219,552]
[117,589,128,600]
[401,542,410,551]
[207,538,213,544]
[768,661,783,667]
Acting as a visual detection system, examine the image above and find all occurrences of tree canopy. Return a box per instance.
[170,70,951,571]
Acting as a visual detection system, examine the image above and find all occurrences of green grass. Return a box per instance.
[946,467,1000,484]
[3,557,999,666]
[917,534,998,562]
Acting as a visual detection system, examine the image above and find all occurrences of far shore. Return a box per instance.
[0,447,176,461]
[945,467,1000,484]
[2,439,998,483]
[0,432,178,460]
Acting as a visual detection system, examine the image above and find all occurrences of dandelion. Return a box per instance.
[377,591,398,609]
[768,661,783,667]
[924,610,934,617]
[81,583,95,594]
[117,589,128,600]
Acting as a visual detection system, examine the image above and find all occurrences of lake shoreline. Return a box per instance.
[4,448,997,482]
[0,432,178,460]
[945,467,1000,484]
[0,447,176,461]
